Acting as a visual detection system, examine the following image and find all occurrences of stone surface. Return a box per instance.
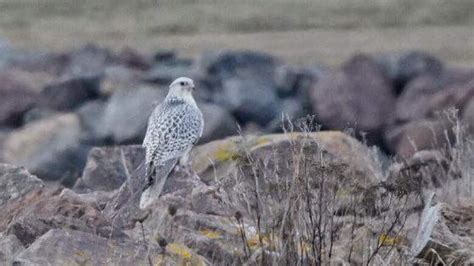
[2,113,89,185]
[100,86,167,144]
[0,164,44,207]
[13,229,166,266]
[41,75,100,111]
[384,118,455,158]
[395,72,474,123]
[198,102,238,143]
[0,186,125,247]
[0,233,24,265]
[76,145,144,192]
[0,70,39,127]
[310,54,396,145]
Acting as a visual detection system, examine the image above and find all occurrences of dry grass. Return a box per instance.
[0,0,473,66]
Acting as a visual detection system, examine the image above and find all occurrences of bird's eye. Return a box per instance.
[180,82,185,86]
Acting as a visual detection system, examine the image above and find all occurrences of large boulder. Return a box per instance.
[1,113,90,185]
[310,54,396,145]
[99,86,167,144]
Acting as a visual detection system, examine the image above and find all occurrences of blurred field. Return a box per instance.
[0,0,473,65]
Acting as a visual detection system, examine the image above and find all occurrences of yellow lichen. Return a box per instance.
[167,243,192,260]
[214,143,239,162]
[378,233,404,246]
[199,229,221,239]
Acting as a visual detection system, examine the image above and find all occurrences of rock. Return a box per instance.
[395,69,474,123]
[412,200,474,264]
[266,97,310,133]
[198,102,238,143]
[0,71,39,127]
[0,186,125,246]
[76,145,144,192]
[153,50,176,62]
[76,100,106,144]
[384,118,455,158]
[2,113,89,185]
[41,75,101,111]
[0,233,24,265]
[274,64,323,98]
[62,44,115,77]
[144,58,193,85]
[8,51,69,76]
[395,51,444,92]
[100,65,143,96]
[310,54,396,145]
[217,77,281,126]
[385,150,452,195]
[100,86,167,144]
[0,164,44,207]
[196,50,281,126]
[22,107,57,125]
[13,229,165,265]
[196,50,278,81]
[463,99,474,134]
[116,47,152,70]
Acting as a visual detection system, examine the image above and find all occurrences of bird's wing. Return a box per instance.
[145,103,203,165]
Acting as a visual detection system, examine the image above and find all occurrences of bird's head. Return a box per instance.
[169,77,195,97]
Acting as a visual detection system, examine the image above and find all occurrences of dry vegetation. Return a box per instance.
[0,0,473,65]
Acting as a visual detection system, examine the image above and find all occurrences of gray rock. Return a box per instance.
[196,50,281,126]
[196,50,278,81]
[100,65,143,96]
[41,75,100,111]
[76,100,106,144]
[0,71,39,127]
[310,54,396,145]
[2,113,90,185]
[116,47,152,70]
[0,233,24,265]
[0,186,125,246]
[62,44,115,77]
[463,98,474,135]
[218,77,281,126]
[76,145,144,192]
[0,164,44,207]
[396,51,444,91]
[14,229,161,266]
[144,58,193,85]
[100,86,167,144]
[198,102,237,143]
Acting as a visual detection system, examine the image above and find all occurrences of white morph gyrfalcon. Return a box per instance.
[140,77,204,208]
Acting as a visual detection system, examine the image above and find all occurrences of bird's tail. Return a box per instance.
[139,158,178,209]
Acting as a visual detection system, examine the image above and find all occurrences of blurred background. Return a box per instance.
[0,0,473,186]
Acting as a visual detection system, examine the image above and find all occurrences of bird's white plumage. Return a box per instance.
[140,77,203,208]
